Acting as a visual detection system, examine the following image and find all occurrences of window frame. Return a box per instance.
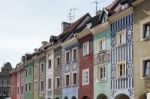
[65,50,70,63]
[48,59,52,69]
[56,56,60,66]
[48,78,52,89]
[141,57,150,79]
[55,77,60,88]
[83,42,90,56]
[99,38,106,51]
[140,18,150,41]
[72,47,78,61]
[72,71,78,85]
[97,65,106,81]
[65,73,70,87]
[117,30,126,46]
[116,61,126,79]
[40,81,44,91]
[82,68,89,85]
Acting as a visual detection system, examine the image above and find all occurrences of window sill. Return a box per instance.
[99,49,107,53]
[96,78,106,83]
[143,76,150,80]
[117,43,126,47]
[83,54,90,57]
[142,36,150,41]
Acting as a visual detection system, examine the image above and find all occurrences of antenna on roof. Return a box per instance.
[68,7,78,22]
[90,0,104,14]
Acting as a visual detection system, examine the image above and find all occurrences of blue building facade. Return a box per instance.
[110,8,134,99]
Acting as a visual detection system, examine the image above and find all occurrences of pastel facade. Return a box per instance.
[46,48,54,99]
[24,60,34,99]
[54,45,62,99]
[109,4,134,99]
[78,29,93,99]
[133,0,150,99]
[61,37,79,99]
[9,69,17,99]
[39,54,46,99]
[91,21,111,99]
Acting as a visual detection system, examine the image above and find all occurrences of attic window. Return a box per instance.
[122,3,129,10]
[86,23,92,29]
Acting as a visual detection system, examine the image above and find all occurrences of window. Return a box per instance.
[143,22,150,39]
[83,42,89,56]
[117,30,126,46]
[56,56,60,66]
[25,83,28,92]
[99,40,106,51]
[25,69,28,77]
[98,66,106,81]
[41,63,44,72]
[48,78,51,89]
[65,51,70,63]
[29,82,32,91]
[55,77,60,88]
[82,68,89,85]
[143,59,150,77]
[29,68,32,75]
[41,81,44,91]
[21,86,23,94]
[72,48,77,61]
[116,62,126,79]
[65,74,70,86]
[18,87,19,94]
[72,72,77,85]
[48,60,51,69]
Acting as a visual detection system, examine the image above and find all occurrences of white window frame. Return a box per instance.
[97,65,106,81]
[65,73,70,87]
[72,47,78,61]
[140,18,150,41]
[82,68,89,85]
[99,38,106,51]
[55,76,60,88]
[83,42,89,56]
[72,71,78,85]
[65,50,70,63]
[120,30,126,44]
[140,57,150,79]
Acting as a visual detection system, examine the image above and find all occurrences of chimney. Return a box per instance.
[41,41,48,46]
[61,22,70,32]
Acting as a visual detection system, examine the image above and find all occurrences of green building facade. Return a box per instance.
[24,61,34,99]
[92,22,111,99]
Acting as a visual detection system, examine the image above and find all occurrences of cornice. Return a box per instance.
[90,22,110,35]
[108,7,133,23]
[61,37,77,48]
[132,0,144,6]
[76,28,91,39]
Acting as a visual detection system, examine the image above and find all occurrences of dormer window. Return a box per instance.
[86,23,92,29]
[122,3,129,10]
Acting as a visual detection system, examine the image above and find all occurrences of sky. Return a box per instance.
[0,0,114,68]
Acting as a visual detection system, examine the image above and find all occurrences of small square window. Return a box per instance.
[143,59,150,77]
[83,42,89,56]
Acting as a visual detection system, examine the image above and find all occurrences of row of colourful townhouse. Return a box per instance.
[9,0,150,99]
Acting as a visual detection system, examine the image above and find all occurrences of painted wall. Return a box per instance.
[17,70,21,99]
[54,46,62,99]
[93,29,111,99]
[10,72,17,99]
[133,0,150,99]
[62,43,79,99]
[78,34,93,99]
[111,12,134,99]
[24,62,34,99]
[20,69,24,99]
[46,49,54,99]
